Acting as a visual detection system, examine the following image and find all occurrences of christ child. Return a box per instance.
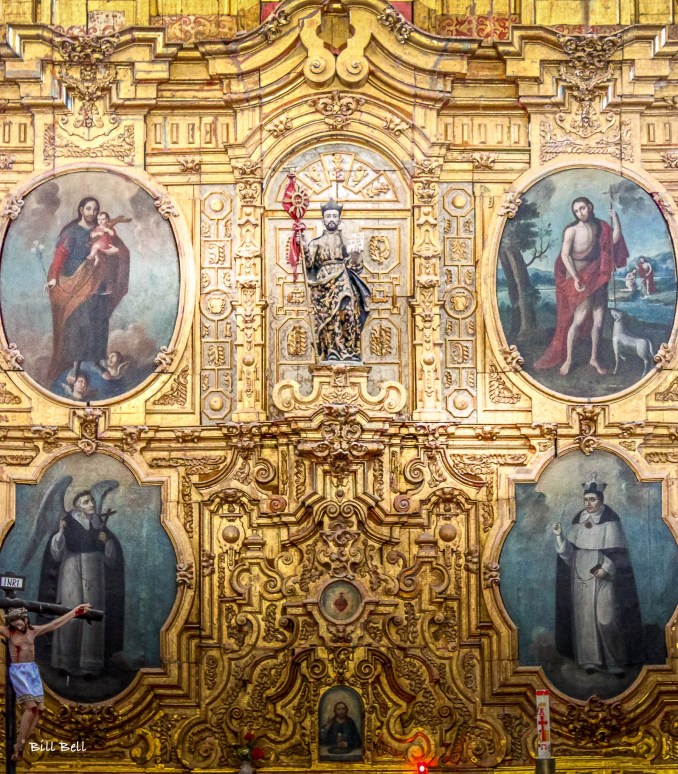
[86,212,116,265]
[0,604,92,760]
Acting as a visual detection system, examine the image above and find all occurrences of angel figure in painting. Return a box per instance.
[0,603,91,760]
[21,476,125,678]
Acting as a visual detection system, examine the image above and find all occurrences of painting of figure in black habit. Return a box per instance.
[0,171,181,402]
[500,450,678,700]
[28,479,125,680]
[0,453,176,702]
[496,169,676,398]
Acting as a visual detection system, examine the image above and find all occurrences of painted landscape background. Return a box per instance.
[496,169,677,398]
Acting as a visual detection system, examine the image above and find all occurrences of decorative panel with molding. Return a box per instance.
[265,144,412,415]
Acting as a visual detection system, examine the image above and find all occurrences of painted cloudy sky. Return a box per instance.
[0,171,180,385]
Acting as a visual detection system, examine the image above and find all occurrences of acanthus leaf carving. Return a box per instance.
[309,91,365,130]
[565,695,625,746]
[153,366,189,407]
[574,405,601,455]
[2,195,25,220]
[155,195,180,219]
[44,124,135,165]
[266,115,292,138]
[377,7,413,42]
[262,9,290,42]
[57,32,120,132]
[488,364,520,405]
[176,561,195,587]
[540,120,632,163]
[654,342,673,369]
[655,375,678,402]
[555,33,622,139]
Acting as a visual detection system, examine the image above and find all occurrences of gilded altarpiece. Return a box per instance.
[1,3,678,774]
[200,186,237,423]
[265,145,411,408]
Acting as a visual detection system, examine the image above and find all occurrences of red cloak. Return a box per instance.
[48,228,130,381]
[534,220,628,370]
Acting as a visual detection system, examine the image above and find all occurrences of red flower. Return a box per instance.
[251,747,265,760]
[243,732,255,742]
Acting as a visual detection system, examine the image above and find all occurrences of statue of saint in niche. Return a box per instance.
[298,199,370,362]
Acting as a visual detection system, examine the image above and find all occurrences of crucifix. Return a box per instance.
[0,572,102,773]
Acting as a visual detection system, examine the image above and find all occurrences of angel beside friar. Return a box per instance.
[1,476,125,758]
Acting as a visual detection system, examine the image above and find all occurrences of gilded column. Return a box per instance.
[232,161,266,421]
[412,158,447,421]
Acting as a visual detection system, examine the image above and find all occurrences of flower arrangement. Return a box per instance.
[233,732,265,767]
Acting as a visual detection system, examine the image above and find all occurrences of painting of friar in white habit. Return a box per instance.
[496,168,677,398]
[500,451,678,701]
[0,453,176,703]
[0,171,181,402]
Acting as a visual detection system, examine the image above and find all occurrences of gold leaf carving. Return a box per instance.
[44,124,135,165]
[286,324,308,358]
[2,195,24,220]
[309,91,365,130]
[488,364,520,404]
[0,153,16,170]
[368,235,390,264]
[377,7,413,42]
[153,366,189,407]
[566,695,624,745]
[57,31,119,130]
[0,381,21,405]
[655,375,678,402]
[176,561,194,587]
[370,323,393,357]
[262,9,290,42]
[0,343,24,369]
[540,121,632,163]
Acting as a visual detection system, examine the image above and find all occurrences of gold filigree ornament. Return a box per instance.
[309,91,366,130]
[498,192,521,218]
[57,32,120,135]
[565,695,624,745]
[574,405,601,455]
[555,33,622,139]
[377,6,413,42]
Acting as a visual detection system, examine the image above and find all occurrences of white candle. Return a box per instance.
[536,689,551,759]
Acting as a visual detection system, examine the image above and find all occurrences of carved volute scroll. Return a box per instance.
[2,4,678,774]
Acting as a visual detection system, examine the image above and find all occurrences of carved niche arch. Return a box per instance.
[263,141,413,414]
